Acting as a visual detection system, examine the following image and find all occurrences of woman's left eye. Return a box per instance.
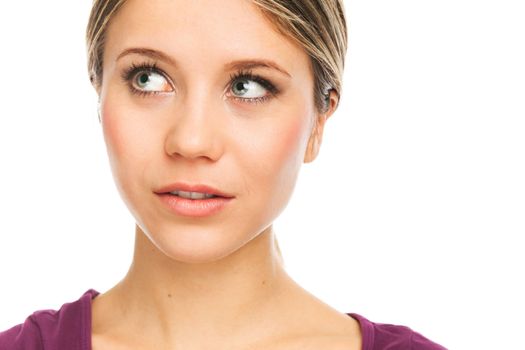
[131,71,173,93]
[231,78,268,99]
[228,72,278,103]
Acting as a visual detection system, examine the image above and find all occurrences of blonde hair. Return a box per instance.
[86,0,348,263]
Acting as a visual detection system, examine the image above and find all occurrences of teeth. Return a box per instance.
[169,191,217,199]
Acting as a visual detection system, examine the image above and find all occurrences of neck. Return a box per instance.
[93,224,300,348]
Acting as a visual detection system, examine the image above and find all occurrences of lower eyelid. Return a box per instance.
[230,95,272,105]
[128,86,173,98]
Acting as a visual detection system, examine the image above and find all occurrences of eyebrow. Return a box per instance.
[224,59,291,78]
[116,47,292,78]
[117,48,177,66]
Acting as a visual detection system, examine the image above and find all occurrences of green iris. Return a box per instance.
[137,73,150,87]
[232,80,249,95]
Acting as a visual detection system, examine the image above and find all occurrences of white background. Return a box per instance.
[1,1,524,349]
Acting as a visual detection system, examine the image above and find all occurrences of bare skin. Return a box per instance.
[91,227,361,350]
[91,0,361,349]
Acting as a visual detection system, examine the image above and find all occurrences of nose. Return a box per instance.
[164,91,224,162]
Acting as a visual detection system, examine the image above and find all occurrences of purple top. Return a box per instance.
[0,289,446,350]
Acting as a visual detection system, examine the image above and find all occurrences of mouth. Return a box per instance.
[154,182,235,199]
[154,183,235,217]
[167,190,221,200]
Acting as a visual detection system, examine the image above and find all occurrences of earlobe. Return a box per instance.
[303,90,339,163]
[303,116,324,163]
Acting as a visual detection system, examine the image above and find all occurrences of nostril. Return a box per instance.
[164,127,222,161]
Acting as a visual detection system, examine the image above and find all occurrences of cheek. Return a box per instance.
[274,116,308,169]
[101,102,135,169]
[100,103,122,164]
[100,98,158,200]
[247,110,311,197]
[277,116,309,181]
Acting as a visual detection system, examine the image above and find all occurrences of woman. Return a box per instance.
[0,0,446,349]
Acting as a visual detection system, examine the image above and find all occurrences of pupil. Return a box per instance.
[234,81,247,94]
[138,73,149,85]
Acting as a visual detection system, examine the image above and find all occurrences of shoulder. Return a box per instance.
[0,315,42,350]
[0,289,99,350]
[348,313,447,350]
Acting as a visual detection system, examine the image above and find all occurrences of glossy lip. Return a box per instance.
[156,194,234,217]
[154,182,235,198]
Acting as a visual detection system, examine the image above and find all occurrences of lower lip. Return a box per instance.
[156,193,234,217]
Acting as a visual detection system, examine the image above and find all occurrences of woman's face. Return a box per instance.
[99,0,330,263]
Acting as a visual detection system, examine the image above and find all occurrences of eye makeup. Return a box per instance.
[227,69,280,105]
[120,61,174,97]
[120,60,281,104]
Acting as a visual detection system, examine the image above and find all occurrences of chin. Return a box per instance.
[139,221,255,264]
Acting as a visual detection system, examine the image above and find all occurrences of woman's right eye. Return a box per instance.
[131,71,173,93]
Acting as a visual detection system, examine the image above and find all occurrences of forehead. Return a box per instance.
[104,0,309,74]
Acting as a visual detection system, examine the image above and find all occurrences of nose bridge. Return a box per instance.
[164,82,222,160]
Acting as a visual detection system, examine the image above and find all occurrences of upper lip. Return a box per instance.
[154,182,235,198]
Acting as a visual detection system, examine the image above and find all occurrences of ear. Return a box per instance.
[304,90,339,163]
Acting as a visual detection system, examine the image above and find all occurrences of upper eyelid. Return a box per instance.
[122,62,174,87]
[226,69,280,100]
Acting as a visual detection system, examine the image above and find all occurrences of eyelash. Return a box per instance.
[120,62,280,104]
[121,61,167,98]
[228,69,279,104]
